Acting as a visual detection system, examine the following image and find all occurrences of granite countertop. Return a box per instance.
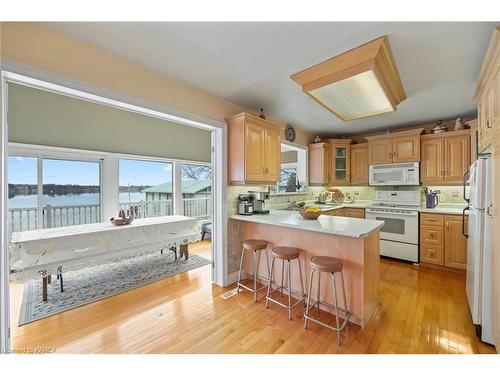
[269,200,468,215]
[418,203,468,215]
[230,210,384,239]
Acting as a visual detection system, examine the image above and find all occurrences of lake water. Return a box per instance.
[8,192,147,209]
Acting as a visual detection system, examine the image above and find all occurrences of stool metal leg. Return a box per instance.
[297,257,306,306]
[304,269,315,329]
[265,257,276,309]
[341,270,349,333]
[264,248,271,281]
[253,250,257,302]
[332,272,341,345]
[236,247,245,294]
[316,271,321,317]
[287,260,292,320]
[280,259,285,296]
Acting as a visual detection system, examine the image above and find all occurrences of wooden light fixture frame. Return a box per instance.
[291,36,407,121]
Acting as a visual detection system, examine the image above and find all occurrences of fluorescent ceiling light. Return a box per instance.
[291,36,406,122]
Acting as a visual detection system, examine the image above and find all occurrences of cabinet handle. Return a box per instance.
[440,170,444,177]
[487,119,491,129]
[446,221,449,230]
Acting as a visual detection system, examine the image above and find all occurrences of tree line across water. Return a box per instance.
[8,184,151,198]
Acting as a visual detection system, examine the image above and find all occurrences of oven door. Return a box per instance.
[365,209,419,244]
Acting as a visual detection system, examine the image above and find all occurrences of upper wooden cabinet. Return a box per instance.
[365,128,424,164]
[227,112,281,185]
[474,27,500,155]
[326,139,352,185]
[368,139,393,164]
[420,130,470,185]
[308,142,331,186]
[350,143,369,185]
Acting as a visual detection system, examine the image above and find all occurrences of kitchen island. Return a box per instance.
[230,211,384,328]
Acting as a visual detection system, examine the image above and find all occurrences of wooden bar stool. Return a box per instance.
[304,256,350,345]
[265,246,306,320]
[237,239,271,302]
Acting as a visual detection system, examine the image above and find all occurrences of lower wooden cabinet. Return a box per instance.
[444,215,468,270]
[421,243,444,265]
[419,213,468,270]
[322,207,365,218]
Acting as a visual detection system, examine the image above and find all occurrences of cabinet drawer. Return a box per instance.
[420,225,444,246]
[420,244,444,265]
[420,213,444,226]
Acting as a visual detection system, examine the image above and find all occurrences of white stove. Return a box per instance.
[365,190,420,263]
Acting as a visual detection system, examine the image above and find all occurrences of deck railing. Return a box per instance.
[8,197,212,239]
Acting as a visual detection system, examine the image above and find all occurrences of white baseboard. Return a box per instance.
[226,271,241,286]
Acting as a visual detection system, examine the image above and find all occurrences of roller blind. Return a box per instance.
[8,83,211,162]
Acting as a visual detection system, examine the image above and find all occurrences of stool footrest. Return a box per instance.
[237,281,268,293]
[304,301,351,332]
[265,288,305,310]
[305,300,350,318]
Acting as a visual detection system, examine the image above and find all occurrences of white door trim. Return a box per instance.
[0,61,229,353]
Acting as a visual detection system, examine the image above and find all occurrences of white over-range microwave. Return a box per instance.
[369,162,420,186]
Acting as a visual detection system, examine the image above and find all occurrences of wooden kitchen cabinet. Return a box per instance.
[227,112,281,185]
[392,135,421,162]
[322,207,365,218]
[421,137,445,185]
[326,139,352,185]
[365,128,424,164]
[308,142,331,186]
[444,215,468,270]
[445,133,471,183]
[368,139,393,164]
[420,130,470,185]
[350,143,369,185]
[419,213,468,270]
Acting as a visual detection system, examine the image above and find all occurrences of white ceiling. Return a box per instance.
[45,22,497,135]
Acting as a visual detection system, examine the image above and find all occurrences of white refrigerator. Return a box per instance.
[466,157,494,345]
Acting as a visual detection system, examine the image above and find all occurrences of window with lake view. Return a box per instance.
[119,158,173,218]
[8,156,101,238]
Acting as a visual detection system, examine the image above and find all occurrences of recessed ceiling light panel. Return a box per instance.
[291,36,406,122]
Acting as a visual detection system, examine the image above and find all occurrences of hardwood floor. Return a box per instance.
[9,240,495,354]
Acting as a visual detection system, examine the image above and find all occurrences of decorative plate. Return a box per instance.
[331,191,344,203]
[285,124,296,143]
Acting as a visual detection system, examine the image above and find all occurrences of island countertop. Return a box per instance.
[230,210,384,238]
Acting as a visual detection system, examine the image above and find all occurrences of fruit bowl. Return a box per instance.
[299,208,322,220]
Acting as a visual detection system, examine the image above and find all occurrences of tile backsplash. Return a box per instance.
[423,185,469,204]
[226,186,316,215]
[227,184,468,215]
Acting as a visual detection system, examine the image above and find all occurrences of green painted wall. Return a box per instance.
[8,83,211,162]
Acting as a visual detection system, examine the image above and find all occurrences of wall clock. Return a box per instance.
[285,124,296,143]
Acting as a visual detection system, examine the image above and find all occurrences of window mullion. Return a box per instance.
[173,161,183,216]
[36,157,43,229]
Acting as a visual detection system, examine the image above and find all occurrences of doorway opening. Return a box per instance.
[1,70,226,353]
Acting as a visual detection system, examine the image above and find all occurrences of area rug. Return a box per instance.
[18,251,211,325]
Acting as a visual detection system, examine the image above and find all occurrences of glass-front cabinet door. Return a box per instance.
[327,139,352,185]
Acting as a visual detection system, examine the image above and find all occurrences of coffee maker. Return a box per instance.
[238,194,254,215]
[249,190,270,215]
